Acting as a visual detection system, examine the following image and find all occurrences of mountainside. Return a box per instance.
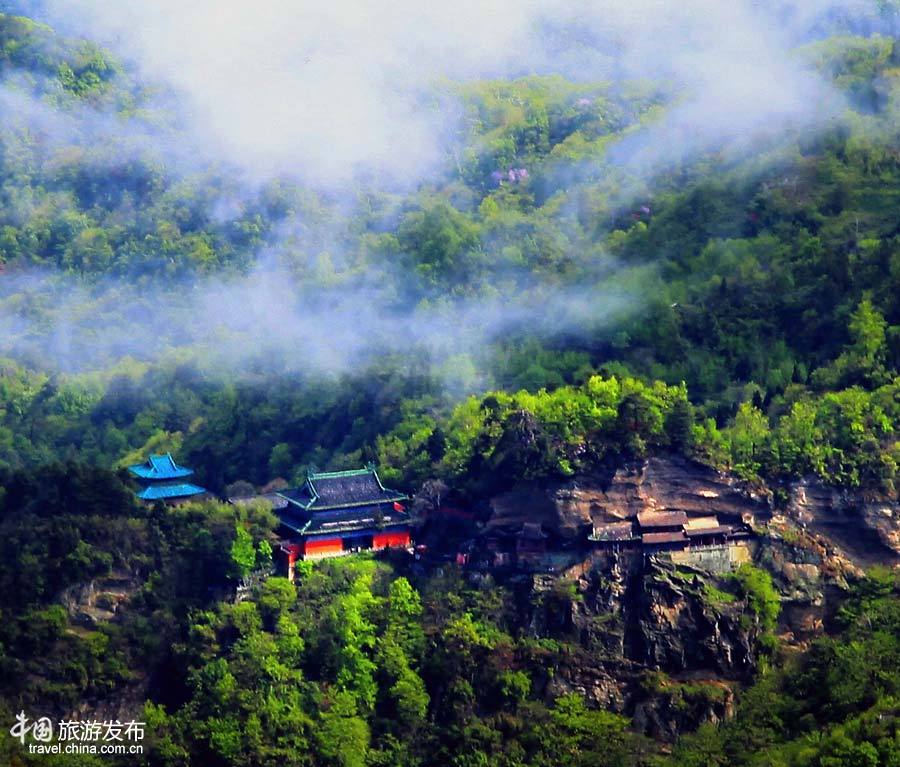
[0,4,900,766]
[485,454,900,565]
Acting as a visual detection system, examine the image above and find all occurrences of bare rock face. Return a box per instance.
[487,454,768,538]
[788,478,900,566]
[582,455,767,526]
[523,557,761,739]
[59,570,138,628]
[631,677,735,741]
[637,563,756,678]
[544,658,632,714]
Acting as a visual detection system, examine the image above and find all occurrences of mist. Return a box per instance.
[0,258,635,392]
[0,0,888,384]
[26,0,868,185]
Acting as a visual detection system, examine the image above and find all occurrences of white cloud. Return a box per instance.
[34,0,861,186]
[0,0,881,381]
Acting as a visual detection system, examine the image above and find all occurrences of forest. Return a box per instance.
[0,3,899,766]
[1,461,898,767]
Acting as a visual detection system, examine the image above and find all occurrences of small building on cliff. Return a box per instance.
[515,522,548,567]
[637,511,690,552]
[128,453,208,504]
[275,465,411,563]
[590,510,751,569]
[589,520,637,552]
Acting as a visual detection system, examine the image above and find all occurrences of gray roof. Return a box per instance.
[228,492,289,510]
[684,525,734,537]
[590,521,636,542]
[637,511,689,529]
[278,466,406,511]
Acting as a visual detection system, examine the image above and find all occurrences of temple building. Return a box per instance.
[128,453,208,504]
[515,523,548,567]
[636,511,690,552]
[591,510,750,558]
[275,465,411,562]
[588,520,637,551]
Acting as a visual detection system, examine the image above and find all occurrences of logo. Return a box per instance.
[10,712,53,745]
[10,712,145,745]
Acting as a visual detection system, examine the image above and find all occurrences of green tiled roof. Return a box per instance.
[277,502,411,537]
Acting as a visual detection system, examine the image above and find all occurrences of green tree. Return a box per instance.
[315,690,370,767]
[398,202,481,290]
[230,523,257,581]
[268,442,294,478]
[733,564,780,633]
[726,403,771,480]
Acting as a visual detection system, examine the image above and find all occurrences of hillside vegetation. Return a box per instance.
[0,9,900,766]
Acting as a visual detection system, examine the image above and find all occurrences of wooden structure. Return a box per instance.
[590,511,749,556]
[637,511,690,552]
[515,522,548,567]
[589,520,638,552]
[275,465,411,561]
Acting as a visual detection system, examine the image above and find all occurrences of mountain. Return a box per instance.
[0,6,898,767]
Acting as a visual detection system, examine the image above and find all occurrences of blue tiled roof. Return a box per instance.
[128,453,194,480]
[136,482,206,501]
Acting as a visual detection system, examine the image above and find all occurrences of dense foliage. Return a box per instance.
[1,463,897,767]
[0,15,898,497]
[669,567,900,767]
[0,464,653,767]
[0,8,900,767]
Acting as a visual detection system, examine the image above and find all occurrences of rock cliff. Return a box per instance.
[788,478,900,565]
[526,557,756,740]
[487,454,900,568]
[488,454,768,540]
[481,454,900,738]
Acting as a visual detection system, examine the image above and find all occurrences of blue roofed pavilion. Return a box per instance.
[136,482,208,501]
[128,453,194,480]
[127,453,207,504]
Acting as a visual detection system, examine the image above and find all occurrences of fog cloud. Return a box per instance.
[0,0,885,382]
[0,259,634,390]
[28,0,871,185]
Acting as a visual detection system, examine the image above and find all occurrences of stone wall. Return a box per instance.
[667,542,752,573]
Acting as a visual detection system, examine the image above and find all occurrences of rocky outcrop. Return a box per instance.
[54,570,147,722]
[787,478,900,566]
[636,562,756,677]
[488,455,768,540]
[579,455,767,526]
[522,556,763,739]
[487,456,900,570]
[59,570,138,628]
[631,675,735,741]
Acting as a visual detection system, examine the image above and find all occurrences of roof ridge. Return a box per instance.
[309,467,374,479]
[308,494,407,511]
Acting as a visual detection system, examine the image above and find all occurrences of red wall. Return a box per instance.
[373,530,410,550]
[304,538,343,557]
